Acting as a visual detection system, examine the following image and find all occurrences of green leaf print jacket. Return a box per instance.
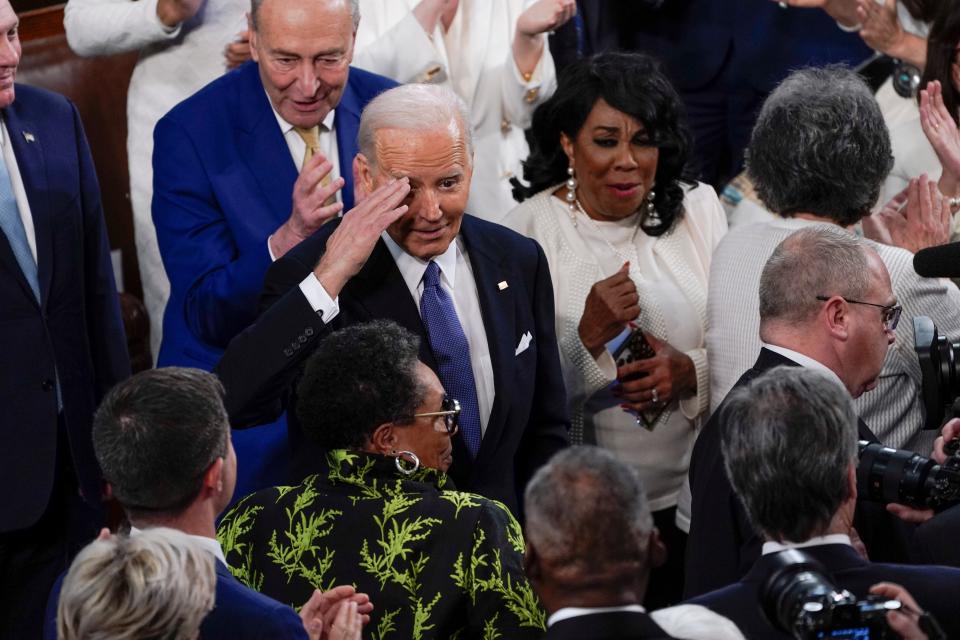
[218,450,545,640]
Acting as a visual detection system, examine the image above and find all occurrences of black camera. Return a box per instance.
[857,440,960,510]
[914,316,960,431]
[761,549,902,639]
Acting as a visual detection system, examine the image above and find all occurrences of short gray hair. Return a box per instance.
[720,366,858,543]
[524,446,654,588]
[93,368,230,520]
[358,84,474,167]
[57,528,216,640]
[250,0,359,30]
[759,226,871,326]
[747,66,893,226]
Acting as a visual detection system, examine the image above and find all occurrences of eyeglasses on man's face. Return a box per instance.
[411,396,460,435]
[815,295,902,332]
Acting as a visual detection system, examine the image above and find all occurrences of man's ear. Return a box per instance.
[648,527,667,570]
[368,421,398,455]
[203,457,225,495]
[248,24,260,63]
[822,296,850,341]
[523,540,541,582]
[356,153,376,198]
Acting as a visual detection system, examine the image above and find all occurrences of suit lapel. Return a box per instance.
[2,103,50,308]
[333,74,362,212]
[234,63,298,230]
[459,217,514,464]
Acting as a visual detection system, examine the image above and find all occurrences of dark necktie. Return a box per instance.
[419,260,482,457]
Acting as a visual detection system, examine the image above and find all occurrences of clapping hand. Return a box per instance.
[516,0,577,37]
[299,586,372,640]
[224,29,252,70]
[861,174,951,253]
[920,80,960,186]
[855,0,904,55]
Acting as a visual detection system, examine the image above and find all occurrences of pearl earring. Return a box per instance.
[565,166,579,227]
[645,188,662,226]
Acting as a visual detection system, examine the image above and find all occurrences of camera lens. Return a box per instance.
[857,441,941,508]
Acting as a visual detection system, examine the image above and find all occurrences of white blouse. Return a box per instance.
[507,183,727,515]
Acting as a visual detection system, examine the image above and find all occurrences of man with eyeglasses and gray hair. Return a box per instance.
[686,226,913,598]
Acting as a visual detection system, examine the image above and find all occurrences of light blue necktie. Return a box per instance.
[419,260,482,458]
[0,147,39,302]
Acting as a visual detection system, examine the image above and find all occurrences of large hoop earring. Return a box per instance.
[394,450,420,476]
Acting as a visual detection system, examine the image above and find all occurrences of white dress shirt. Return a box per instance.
[130,526,227,564]
[382,232,495,433]
[0,119,37,262]
[762,533,853,555]
[759,343,847,392]
[548,604,745,640]
[269,100,340,187]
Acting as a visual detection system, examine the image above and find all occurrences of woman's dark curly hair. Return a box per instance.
[512,51,693,237]
[920,0,960,126]
[296,320,425,450]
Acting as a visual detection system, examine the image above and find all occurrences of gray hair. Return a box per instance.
[57,528,216,640]
[358,84,474,167]
[759,226,871,326]
[251,0,359,30]
[524,446,654,588]
[93,368,230,520]
[720,366,859,543]
[747,66,893,226]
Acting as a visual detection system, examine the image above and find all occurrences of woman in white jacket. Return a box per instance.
[353,0,575,222]
[64,0,249,361]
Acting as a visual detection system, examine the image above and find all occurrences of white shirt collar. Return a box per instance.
[130,526,227,564]
[266,88,336,135]
[762,533,853,555]
[548,605,647,628]
[760,343,848,392]
[382,231,459,292]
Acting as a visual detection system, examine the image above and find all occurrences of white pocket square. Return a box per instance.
[515,331,532,356]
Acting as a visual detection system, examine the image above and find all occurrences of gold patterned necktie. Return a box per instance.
[293,125,337,206]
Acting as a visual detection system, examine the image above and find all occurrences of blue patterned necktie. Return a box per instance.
[0,148,39,302]
[419,260,482,457]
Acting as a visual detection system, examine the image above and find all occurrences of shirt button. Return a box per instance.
[298,335,307,344]
[304,327,314,337]
[524,88,539,103]
[283,347,294,357]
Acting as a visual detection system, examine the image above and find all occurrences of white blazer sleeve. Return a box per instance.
[499,30,557,129]
[352,4,442,84]
[64,0,181,58]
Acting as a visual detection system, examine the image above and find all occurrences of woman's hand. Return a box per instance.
[920,80,960,198]
[856,0,926,68]
[612,333,697,413]
[516,0,577,38]
[861,174,951,253]
[224,29,252,69]
[578,263,640,359]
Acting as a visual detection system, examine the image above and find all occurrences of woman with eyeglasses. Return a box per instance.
[218,320,544,640]
[507,51,728,607]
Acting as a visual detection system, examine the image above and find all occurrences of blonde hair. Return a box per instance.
[57,528,216,640]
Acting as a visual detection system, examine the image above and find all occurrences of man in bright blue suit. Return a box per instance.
[43,367,372,639]
[152,0,395,494]
[0,0,130,635]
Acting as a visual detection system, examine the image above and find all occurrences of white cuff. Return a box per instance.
[146,0,184,37]
[299,273,340,323]
[511,44,545,87]
[836,19,863,32]
[266,236,277,262]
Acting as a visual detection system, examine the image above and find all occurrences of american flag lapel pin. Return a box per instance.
[22,132,35,143]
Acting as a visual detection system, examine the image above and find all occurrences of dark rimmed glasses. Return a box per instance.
[412,396,461,435]
[815,295,902,332]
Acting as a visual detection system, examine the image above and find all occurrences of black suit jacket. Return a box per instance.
[688,543,960,639]
[215,215,570,514]
[544,611,675,640]
[684,348,912,598]
[0,85,129,532]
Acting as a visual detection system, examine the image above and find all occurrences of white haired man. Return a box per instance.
[216,83,570,514]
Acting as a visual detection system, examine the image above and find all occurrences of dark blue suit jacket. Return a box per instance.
[152,61,396,370]
[684,349,912,598]
[44,560,306,639]
[621,0,872,94]
[544,611,676,639]
[688,543,960,639]
[0,85,129,532]
[215,215,571,514]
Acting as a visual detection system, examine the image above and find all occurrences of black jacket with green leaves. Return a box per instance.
[218,450,545,640]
